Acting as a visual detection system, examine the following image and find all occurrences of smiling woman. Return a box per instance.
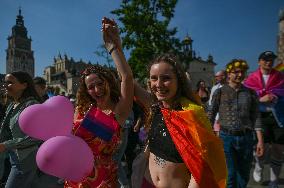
[64,17,134,188]
[0,71,42,188]
[133,54,227,188]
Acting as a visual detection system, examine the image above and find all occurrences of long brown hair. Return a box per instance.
[144,53,201,130]
[10,71,41,102]
[147,53,201,106]
[76,65,120,115]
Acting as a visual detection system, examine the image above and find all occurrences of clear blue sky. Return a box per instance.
[0,0,284,76]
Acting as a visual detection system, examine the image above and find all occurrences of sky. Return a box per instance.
[0,0,284,76]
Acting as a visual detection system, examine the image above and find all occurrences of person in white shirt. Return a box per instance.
[244,51,284,188]
[208,70,226,134]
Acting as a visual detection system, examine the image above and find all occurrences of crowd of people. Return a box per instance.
[0,17,283,188]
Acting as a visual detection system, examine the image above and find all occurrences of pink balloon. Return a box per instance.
[36,135,94,182]
[19,96,73,141]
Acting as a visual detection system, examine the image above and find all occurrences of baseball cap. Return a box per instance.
[258,51,277,61]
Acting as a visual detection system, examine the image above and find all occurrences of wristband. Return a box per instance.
[108,46,116,55]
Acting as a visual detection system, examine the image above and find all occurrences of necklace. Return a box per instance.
[101,109,113,115]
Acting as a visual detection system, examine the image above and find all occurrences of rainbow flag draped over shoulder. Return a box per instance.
[274,62,284,72]
[161,98,227,188]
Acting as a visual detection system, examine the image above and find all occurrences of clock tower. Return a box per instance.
[6,8,35,77]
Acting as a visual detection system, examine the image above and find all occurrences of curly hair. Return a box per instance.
[76,65,121,115]
[144,53,201,131]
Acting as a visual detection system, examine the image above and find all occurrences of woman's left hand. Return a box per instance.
[0,143,6,153]
[102,17,122,53]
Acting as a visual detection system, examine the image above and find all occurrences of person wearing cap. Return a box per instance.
[208,70,226,135]
[209,59,264,188]
[245,51,284,187]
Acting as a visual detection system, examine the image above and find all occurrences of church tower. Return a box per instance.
[278,9,284,64]
[6,8,35,77]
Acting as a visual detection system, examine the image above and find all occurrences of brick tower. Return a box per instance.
[6,8,35,77]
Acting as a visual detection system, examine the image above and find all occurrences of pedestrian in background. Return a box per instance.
[33,77,49,102]
[196,79,210,106]
[208,70,226,135]
[209,59,264,188]
[245,51,284,188]
[0,71,41,188]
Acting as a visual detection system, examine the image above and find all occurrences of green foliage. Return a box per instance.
[111,0,182,81]
[94,44,113,68]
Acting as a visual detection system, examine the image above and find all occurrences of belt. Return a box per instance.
[220,127,253,136]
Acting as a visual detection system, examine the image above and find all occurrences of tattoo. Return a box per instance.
[154,156,166,168]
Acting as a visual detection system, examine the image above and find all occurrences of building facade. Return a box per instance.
[6,8,35,77]
[43,53,90,95]
[181,35,216,90]
[0,74,5,96]
[278,9,284,64]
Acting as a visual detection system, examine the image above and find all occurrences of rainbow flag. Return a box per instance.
[161,98,227,188]
[81,107,118,141]
[274,63,284,72]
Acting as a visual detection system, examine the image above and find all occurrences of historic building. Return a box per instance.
[181,35,216,90]
[43,53,91,95]
[278,9,284,64]
[0,74,5,95]
[6,8,35,77]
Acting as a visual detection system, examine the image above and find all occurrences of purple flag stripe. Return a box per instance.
[81,116,114,141]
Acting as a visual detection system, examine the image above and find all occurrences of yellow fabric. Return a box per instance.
[178,97,227,187]
[180,97,213,132]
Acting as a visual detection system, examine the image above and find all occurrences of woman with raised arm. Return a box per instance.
[64,17,133,188]
[133,54,227,188]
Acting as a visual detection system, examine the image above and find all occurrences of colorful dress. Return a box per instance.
[65,107,120,188]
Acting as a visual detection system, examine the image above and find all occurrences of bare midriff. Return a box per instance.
[144,152,191,188]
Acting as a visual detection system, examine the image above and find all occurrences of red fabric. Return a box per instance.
[161,108,227,188]
[65,112,120,188]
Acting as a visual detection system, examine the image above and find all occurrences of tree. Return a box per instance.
[111,0,182,81]
[94,44,113,68]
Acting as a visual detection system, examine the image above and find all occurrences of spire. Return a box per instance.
[11,7,28,38]
[16,7,24,26]
[182,33,193,60]
[207,54,214,63]
[183,34,193,50]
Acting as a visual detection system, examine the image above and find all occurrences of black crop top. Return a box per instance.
[148,106,183,163]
